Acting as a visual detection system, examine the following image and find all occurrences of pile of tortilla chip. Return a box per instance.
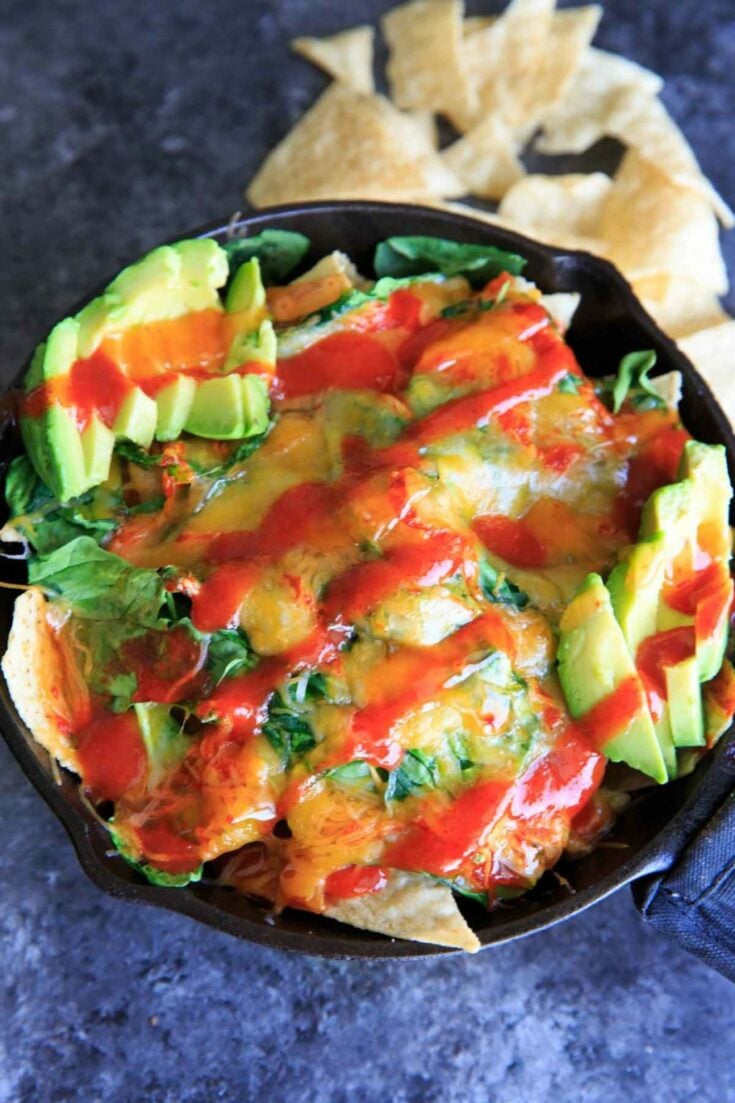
[246,0,734,422]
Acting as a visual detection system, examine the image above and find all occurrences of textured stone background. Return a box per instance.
[0,2,733,1101]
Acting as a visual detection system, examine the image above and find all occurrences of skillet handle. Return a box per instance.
[631,749,735,983]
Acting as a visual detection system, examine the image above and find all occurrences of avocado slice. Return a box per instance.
[133,703,191,790]
[665,655,705,747]
[558,574,668,783]
[223,258,277,373]
[20,239,248,500]
[154,375,197,442]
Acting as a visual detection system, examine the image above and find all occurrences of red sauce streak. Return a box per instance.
[337,610,514,769]
[322,530,471,629]
[614,427,689,538]
[385,779,511,876]
[636,627,695,721]
[133,822,201,875]
[23,349,133,431]
[191,561,261,633]
[376,347,576,467]
[509,726,604,821]
[473,515,547,569]
[75,709,146,801]
[324,865,389,901]
[195,657,289,740]
[664,562,721,616]
[578,676,648,749]
[274,332,400,400]
[123,625,207,703]
[207,482,343,566]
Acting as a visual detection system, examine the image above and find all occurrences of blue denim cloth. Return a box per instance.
[633,738,735,983]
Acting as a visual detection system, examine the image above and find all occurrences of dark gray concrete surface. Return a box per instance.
[0,2,733,1100]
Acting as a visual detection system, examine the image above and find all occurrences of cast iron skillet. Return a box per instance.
[1,201,733,959]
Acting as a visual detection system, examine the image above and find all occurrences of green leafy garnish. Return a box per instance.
[262,694,317,768]
[28,536,165,624]
[108,672,138,714]
[606,350,661,414]
[115,440,161,469]
[224,230,310,286]
[5,457,119,555]
[374,236,526,288]
[110,825,202,887]
[435,877,488,907]
[448,732,475,772]
[385,748,439,802]
[133,703,193,788]
[326,760,374,784]
[479,559,529,609]
[207,628,257,685]
[558,373,583,395]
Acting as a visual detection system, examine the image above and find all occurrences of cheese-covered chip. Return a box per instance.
[291,26,375,95]
[246,84,464,206]
[383,0,476,123]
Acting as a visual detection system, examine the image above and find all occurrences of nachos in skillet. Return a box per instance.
[3,231,734,952]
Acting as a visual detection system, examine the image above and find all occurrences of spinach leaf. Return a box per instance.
[110,825,202,888]
[108,672,138,714]
[207,628,257,684]
[385,748,439,802]
[115,440,160,469]
[28,536,165,624]
[326,760,373,784]
[448,732,475,772]
[479,559,529,609]
[224,230,310,286]
[262,692,316,767]
[607,350,661,414]
[5,458,119,555]
[558,373,583,395]
[374,236,526,288]
[435,877,488,907]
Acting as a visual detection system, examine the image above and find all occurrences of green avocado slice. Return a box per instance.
[558,574,667,783]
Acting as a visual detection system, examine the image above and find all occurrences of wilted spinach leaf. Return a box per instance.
[207,628,257,685]
[224,230,310,285]
[374,236,526,288]
[479,559,529,609]
[385,748,439,802]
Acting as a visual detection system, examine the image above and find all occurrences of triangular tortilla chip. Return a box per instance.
[442,116,525,200]
[634,275,727,340]
[499,172,612,239]
[246,84,463,207]
[2,587,87,773]
[324,870,481,951]
[535,47,663,154]
[678,321,735,426]
[429,200,608,256]
[405,110,439,150]
[383,0,476,123]
[451,0,556,132]
[523,5,602,133]
[291,26,375,95]
[601,151,728,295]
[604,88,734,228]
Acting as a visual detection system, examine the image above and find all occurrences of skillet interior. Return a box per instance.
[0,200,732,958]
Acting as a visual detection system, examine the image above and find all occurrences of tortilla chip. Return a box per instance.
[405,110,439,150]
[601,151,728,295]
[291,26,375,95]
[499,172,612,240]
[2,587,84,773]
[535,47,663,154]
[431,200,608,256]
[678,321,735,425]
[604,88,734,228]
[453,0,556,132]
[523,5,602,133]
[648,370,682,411]
[442,116,525,200]
[634,275,727,340]
[540,292,581,332]
[246,84,463,207]
[324,870,481,951]
[383,0,476,123]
